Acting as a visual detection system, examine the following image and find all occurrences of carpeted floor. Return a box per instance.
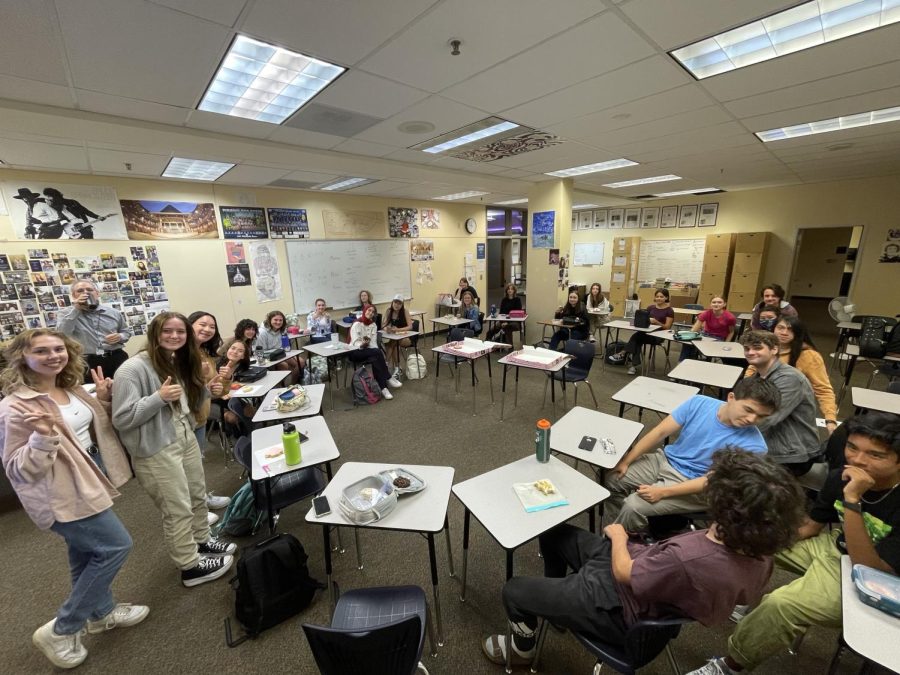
[0,331,891,675]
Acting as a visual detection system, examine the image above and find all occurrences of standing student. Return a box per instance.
[256,310,304,384]
[112,312,236,588]
[348,304,402,400]
[609,289,674,373]
[680,295,736,361]
[458,289,482,335]
[485,284,524,343]
[0,329,147,670]
[548,290,590,351]
[585,282,611,343]
[307,299,332,344]
[382,294,413,378]
[750,284,798,330]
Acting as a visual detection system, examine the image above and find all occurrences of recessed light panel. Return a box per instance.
[671,0,900,79]
[411,117,523,154]
[573,203,600,210]
[652,187,720,198]
[545,158,638,177]
[198,35,345,124]
[755,105,900,142]
[603,174,681,188]
[494,198,528,205]
[315,177,378,191]
[434,191,489,200]
[162,157,235,181]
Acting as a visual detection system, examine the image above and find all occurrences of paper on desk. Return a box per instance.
[513,480,569,512]
[516,345,566,364]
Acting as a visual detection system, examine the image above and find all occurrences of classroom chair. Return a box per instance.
[542,339,599,409]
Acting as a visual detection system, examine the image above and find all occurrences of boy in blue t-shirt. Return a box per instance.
[603,377,781,530]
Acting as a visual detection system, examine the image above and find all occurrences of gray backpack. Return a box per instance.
[351,367,382,405]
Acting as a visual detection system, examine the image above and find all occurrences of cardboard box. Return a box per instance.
[699,271,728,294]
[727,291,757,312]
[705,233,734,254]
[733,253,764,276]
[702,252,731,274]
[730,273,762,294]
[736,232,769,254]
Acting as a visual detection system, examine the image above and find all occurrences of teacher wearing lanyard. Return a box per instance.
[57,280,132,382]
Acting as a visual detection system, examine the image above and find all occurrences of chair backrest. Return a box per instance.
[624,618,687,669]
[447,327,474,342]
[563,339,596,372]
[410,319,420,345]
[303,615,422,675]
[888,380,900,395]
[232,435,251,471]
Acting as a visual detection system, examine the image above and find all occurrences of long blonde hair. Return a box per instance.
[0,329,85,395]
[144,312,206,414]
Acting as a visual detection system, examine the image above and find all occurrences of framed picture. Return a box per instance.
[592,209,608,229]
[623,208,641,229]
[698,202,718,227]
[660,205,678,228]
[678,204,698,228]
[608,208,624,229]
[577,211,592,230]
[571,213,577,230]
[640,207,660,229]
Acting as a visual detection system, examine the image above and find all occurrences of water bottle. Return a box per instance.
[490,304,497,317]
[283,422,301,466]
[281,333,290,349]
[255,345,264,365]
[535,419,551,463]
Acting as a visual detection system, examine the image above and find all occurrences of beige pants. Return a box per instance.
[132,415,210,570]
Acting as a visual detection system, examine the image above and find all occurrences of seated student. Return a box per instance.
[609,289,675,373]
[233,318,258,351]
[382,294,413,378]
[741,330,821,476]
[482,449,806,667]
[485,284,524,344]
[688,412,900,675]
[306,298,332,344]
[680,295,736,361]
[603,377,779,531]
[255,310,304,384]
[215,338,253,431]
[355,289,373,311]
[458,289,482,335]
[756,305,780,332]
[750,284,797,330]
[453,277,480,304]
[585,282,611,343]
[548,290,589,351]
[745,316,837,437]
[348,304,402,400]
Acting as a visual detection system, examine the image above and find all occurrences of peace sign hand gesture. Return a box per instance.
[90,366,113,402]
[9,401,55,436]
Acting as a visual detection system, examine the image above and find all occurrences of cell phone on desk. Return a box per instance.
[313,495,331,518]
[579,435,597,452]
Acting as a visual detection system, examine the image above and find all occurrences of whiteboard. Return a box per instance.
[573,241,605,266]
[637,238,706,283]
[285,240,411,312]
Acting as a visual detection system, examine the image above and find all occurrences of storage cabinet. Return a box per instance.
[727,232,770,312]
[697,233,734,308]
[608,236,640,312]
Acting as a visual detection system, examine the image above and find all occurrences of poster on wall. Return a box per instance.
[678,204,698,228]
[225,242,246,264]
[249,241,283,302]
[577,211,592,230]
[420,208,440,229]
[476,242,486,260]
[640,207,660,229]
[623,208,641,229]
[660,205,678,228]
[697,203,718,227]
[388,207,419,238]
[3,182,127,240]
[608,208,624,229]
[878,229,900,263]
[410,240,434,261]
[226,264,251,287]
[221,206,268,239]
[120,200,218,239]
[531,211,555,248]
[592,210,608,229]
[267,207,309,238]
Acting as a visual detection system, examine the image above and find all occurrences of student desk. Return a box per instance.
[612,376,699,421]
[483,313,527,348]
[431,342,496,415]
[734,312,753,339]
[230,370,289,399]
[667,359,744,398]
[837,344,900,404]
[430,315,473,347]
[831,320,862,372]
[837,556,900,673]
[378,329,423,376]
[436,299,461,317]
[251,416,339,534]
[694,340,746,362]
[306,462,456,647]
[256,348,305,374]
[303,340,359,411]
[851,386,900,415]
[251,383,325,424]
[537,318,586,348]
[496,352,573,421]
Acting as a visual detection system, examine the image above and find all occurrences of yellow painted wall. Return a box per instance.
[568,174,900,316]
[0,169,486,351]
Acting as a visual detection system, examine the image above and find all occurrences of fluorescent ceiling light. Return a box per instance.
[652,187,720,198]
[603,174,681,188]
[434,191,489,200]
[573,203,600,210]
[198,35,345,124]
[315,176,377,191]
[671,0,900,79]
[162,157,235,181]
[755,105,900,142]
[412,117,523,154]
[494,198,528,205]
[546,158,637,177]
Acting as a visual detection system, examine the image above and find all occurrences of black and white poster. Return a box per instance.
[267,208,309,239]
[3,182,127,240]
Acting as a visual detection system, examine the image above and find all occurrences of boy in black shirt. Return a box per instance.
[690,412,900,674]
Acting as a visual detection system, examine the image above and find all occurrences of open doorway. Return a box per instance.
[485,206,527,309]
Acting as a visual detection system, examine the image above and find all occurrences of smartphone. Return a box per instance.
[312,495,331,518]
[278,389,297,400]
[578,435,597,452]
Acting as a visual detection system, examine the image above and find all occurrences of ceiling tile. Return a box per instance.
[75,90,190,126]
[266,125,345,149]
[86,147,169,176]
[149,0,247,26]
[354,95,486,146]
[0,74,73,108]
[313,70,429,119]
[0,137,89,170]
[215,164,291,185]
[280,169,340,184]
[0,0,69,85]
[581,105,733,148]
[332,138,396,158]
[186,110,275,139]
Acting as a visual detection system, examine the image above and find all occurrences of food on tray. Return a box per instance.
[264,448,283,459]
[241,385,254,392]
[534,479,556,495]
[393,476,411,489]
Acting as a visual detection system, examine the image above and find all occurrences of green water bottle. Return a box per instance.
[283,422,301,466]
[535,418,551,463]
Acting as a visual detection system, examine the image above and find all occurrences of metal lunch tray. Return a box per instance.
[378,467,427,495]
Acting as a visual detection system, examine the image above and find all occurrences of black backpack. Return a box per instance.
[886,322,900,357]
[633,309,651,329]
[225,533,324,646]
[858,316,890,359]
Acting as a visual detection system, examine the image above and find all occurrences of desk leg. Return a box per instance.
[434,354,440,403]
[514,365,520,407]
[327,356,336,411]
[323,525,335,610]
[444,514,455,578]
[427,533,444,647]
[413,342,422,379]
[505,548,515,674]
[561,365,568,411]
[470,358,477,416]
[589,505,596,533]
[487,352,494,403]
[617,401,625,418]
[264,477,276,534]
[500,363,509,421]
[837,354,857,405]
[460,509,470,602]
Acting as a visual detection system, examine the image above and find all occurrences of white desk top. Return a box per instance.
[452,455,609,550]
[837,321,862,330]
[230,370,290,398]
[668,359,744,389]
[379,329,420,341]
[252,384,325,423]
[695,340,746,360]
[851,387,900,414]
[605,319,661,333]
[257,348,304,367]
[612,377,699,415]
[485,313,528,323]
[587,308,611,315]
[845,344,900,362]
[737,312,753,321]
[840,556,900,672]
[431,343,496,360]
[550,407,644,468]
[672,307,703,316]
[302,340,358,358]
[652,330,715,343]
[431,316,472,327]
[306,462,455,533]
[250,415,339,481]
[437,300,461,308]
[497,352,572,373]
[409,309,426,316]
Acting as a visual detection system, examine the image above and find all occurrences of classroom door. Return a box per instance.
[789,226,855,298]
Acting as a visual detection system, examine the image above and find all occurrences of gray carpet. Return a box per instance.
[0,335,887,675]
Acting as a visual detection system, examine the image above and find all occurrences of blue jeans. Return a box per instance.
[50,509,133,634]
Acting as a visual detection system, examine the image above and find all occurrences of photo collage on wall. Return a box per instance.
[0,246,169,340]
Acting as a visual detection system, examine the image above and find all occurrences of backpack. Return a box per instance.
[885,322,900,357]
[351,366,382,405]
[214,481,262,538]
[225,533,324,646]
[405,353,427,379]
[858,317,890,359]
[633,309,651,329]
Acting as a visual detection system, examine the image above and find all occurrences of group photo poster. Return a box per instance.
[267,207,309,239]
[221,206,268,239]
[4,182,127,240]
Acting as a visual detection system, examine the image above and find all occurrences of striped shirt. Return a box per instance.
[56,305,132,356]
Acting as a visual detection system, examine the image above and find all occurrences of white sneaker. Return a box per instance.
[32,620,87,669]
[685,657,735,675]
[387,377,402,388]
[729,604,750,623]
[207,511,219,526]
[86,603,149,634]
[206,492,231,510]
[627,366,637,375]
[392,366,402,379]
[381,387,393,400]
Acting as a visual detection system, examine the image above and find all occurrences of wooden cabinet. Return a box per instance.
[727,232,770,311]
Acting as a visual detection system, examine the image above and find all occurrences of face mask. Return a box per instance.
[759,318,777,330]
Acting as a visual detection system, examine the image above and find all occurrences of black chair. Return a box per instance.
[542,340,599,409]
[302,585,435,675]
[476,311,485,337]
[232,436,326,534]
[530,616,690,674]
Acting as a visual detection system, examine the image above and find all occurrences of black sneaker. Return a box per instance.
[181,555,233,588]
[198,539,237,556]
